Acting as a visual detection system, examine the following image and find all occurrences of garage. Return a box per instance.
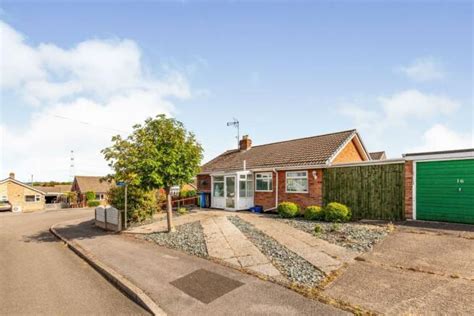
[405,149,474,224]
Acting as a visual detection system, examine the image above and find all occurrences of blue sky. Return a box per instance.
[0,1,472,181]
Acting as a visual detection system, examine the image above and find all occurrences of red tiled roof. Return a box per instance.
[74,176,114,193]
[369,151,386,160]
[200,129,358,173]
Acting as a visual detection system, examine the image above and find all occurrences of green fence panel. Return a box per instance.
[323,163,405,220]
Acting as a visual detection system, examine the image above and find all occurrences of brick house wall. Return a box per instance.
[0,181,45,212]
[197,174,211,193]
[333,139,364,164]
[404,161,413,219]
[254,172,277,210]
[278,169,324,209]
[254,169,324,210]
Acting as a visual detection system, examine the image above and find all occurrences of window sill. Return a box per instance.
[285,191,309,194]
[255,190,273,193]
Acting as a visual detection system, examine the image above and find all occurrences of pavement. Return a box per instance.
[324,225,474,315]
[54,216,349,316]
[0,208,148,315]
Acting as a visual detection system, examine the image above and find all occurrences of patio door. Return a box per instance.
[225,176,236,210]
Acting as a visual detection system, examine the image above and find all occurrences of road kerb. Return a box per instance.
[50,223,166,316]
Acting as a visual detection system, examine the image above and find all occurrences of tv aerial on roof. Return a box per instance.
[226,118,240,148]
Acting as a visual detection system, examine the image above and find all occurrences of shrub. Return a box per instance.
[330,222,341,232]
[107,185,157,223]
[85,191,96,201]
[177,207,188,215]
[87,200,100,207]
[180,189,197,198]
[304,205,324,220]
[314,224,323,235]
[324,202,351,222]
[278,202,299,218]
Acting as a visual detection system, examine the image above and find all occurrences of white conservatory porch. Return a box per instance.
[210,171,254,211]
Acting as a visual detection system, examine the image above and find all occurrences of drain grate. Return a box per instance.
[170,269,244,304]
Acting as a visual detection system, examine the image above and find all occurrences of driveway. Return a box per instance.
[0,208,147,315]
[324,224,474,315]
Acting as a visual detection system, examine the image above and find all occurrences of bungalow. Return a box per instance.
[0,173,46,212]
[33,184,71,208]
[197,129,373,211]
[370,151,387,160]
[71,176,114,207]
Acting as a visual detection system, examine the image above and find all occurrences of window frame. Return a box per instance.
[25,194,41,203]
[212,176,225,198]
[254,172,273,192]
[239,174,254,198]
[285,171,309,194]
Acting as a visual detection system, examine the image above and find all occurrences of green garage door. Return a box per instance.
[416,159,474,224]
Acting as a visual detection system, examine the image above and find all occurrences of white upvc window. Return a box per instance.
[255,172,273,192]
[286,171,308,193]
[96,193,105,200]
[25,194,41,202]
[239,174,254,198]
[213,176,225,197]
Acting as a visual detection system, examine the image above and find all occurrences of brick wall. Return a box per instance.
[333,139,365,164]
[197,174,211,192]
[254,172,277,209]
[278,169,323,209]
[404,161,413,219]
[0,181,45,212]
[254,169,324,210]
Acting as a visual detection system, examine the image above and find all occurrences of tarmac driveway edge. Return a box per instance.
[50,223,166,316]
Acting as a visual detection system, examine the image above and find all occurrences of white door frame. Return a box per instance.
[224,175,236,211]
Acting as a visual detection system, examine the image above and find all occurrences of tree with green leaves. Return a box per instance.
[102,114,203,232]
[85,191,96,201]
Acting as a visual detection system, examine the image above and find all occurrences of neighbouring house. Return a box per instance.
[33,184,71,208]
[0,173,46,212]
[370,151,387,160]
[71,176,114,207]
[197,129,373,211]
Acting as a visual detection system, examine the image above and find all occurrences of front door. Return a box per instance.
[225,176,236,210]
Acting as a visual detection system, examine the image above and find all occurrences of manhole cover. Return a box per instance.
[170,268,244,304]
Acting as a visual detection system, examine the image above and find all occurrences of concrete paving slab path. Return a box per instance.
[237,213,358,274]
[202,216,281,277]
[324,228,474,315]
[54,216,349,316]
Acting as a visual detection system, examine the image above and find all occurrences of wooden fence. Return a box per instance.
[323,162,405,221]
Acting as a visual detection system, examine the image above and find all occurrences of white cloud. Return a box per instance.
[339,89,466,157]
[379,89,459,122]
[396,57,444,82]
[0,21,192,181]
[0,20,45,88]
[408,124,473,153]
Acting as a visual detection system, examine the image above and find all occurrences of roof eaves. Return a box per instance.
[0,178,46,195]
[325,130,358,165]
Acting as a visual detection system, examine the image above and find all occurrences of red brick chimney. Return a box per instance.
[9,172,15,179]
[239,135,252,151]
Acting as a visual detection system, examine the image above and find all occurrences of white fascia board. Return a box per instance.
[403,150,474,161]
[327,158,405,168]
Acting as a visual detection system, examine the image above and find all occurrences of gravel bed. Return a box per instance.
[228,216,325,287]
[145,221,208,257]
[279,218,389,252]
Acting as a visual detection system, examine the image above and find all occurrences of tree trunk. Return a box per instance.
[166,190,175,233]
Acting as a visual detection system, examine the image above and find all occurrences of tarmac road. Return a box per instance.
[0,208,148,315]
